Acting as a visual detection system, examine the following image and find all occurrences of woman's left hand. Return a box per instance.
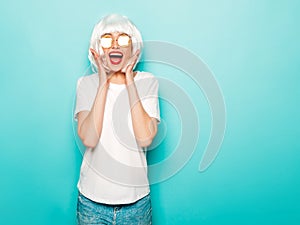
[125,50,140,85]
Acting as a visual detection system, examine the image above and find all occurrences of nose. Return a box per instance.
[111,38,119,49]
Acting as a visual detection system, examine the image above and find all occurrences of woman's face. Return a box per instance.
[100,32,133,72]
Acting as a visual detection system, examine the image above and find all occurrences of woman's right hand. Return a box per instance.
[90,48,110,86]
[77,49,110,148]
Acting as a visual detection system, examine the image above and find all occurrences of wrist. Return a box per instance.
[98,80,109,90]
[125,75,134,85]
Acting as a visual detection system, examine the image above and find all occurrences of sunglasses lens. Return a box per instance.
[118,34,130,47]
[100,37,112,48]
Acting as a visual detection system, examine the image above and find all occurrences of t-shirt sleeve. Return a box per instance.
[140,77,161,124]
[73,77,95,122]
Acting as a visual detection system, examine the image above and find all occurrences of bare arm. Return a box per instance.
[77,49,110,148]
[126,80,158,147]
[77,82,108,148]
[125,50,158,147]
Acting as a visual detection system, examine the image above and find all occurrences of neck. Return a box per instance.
[108,71,126,84]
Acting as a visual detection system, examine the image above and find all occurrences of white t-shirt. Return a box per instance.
[74,71,160,204]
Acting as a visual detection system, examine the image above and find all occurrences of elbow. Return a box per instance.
[78,130,99,149]
[137,137,154,148]
[81,134,101,148]
[82,139,97,148]
[132,117,158,148]
[137,124,158,148]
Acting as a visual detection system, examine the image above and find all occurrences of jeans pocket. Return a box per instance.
[76,194,99,224]
[136,195,152,223]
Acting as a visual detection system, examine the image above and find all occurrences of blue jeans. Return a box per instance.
[76,192,152,225]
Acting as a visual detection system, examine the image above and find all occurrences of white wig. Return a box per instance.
[88,14,143,72]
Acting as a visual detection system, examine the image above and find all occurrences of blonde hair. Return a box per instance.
[88,14,143,72]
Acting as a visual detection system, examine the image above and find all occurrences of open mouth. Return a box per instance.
[109,51,123,65]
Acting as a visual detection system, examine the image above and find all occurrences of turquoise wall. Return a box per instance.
[1,0,299,224]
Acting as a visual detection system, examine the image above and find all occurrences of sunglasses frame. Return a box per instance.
[99,33,132,49]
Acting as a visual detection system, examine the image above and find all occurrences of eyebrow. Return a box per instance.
[101,33,112,37]
[101,33,130,38]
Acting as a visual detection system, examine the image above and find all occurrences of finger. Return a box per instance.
[98,55,109,75]
[130,49,140,69]
[90,48,108,76]
[133,49,140,64]
[90,48,98,60]
[126,50,140,71]
[90,48,101,68]
[126,63,134,74]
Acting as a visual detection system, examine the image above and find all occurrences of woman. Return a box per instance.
[74,14,160,225]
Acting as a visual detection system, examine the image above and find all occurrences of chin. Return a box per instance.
[108,62,126,73]
[108,65,123,73]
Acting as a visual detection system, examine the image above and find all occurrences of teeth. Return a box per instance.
[109,52,123,58]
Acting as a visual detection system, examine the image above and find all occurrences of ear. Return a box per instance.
[90,48,99,60]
